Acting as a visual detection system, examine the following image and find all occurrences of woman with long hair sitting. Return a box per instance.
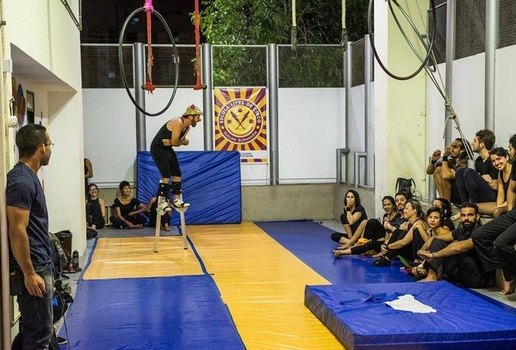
[86,183,105,238]
[431,197,455,230]
[372,199,428,266]
[333,195,402,257]
[410,206,451,278]
[488,147,513,218]
[330,190,367,247]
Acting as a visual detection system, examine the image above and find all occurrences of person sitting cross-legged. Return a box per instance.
[85,183,105,239]
[431,197,455,230]
[455,129,498,215]
[409,206,451,279]
[426,138,469,206]
[471,134,516,295]
[417,202,487,288]
[109,181,147,229]
[330,190,367,247]
[333,195,404,257]
[372,199,428,266]
[488,147,512,218]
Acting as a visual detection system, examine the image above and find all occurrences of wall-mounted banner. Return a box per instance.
[214,87,267,163]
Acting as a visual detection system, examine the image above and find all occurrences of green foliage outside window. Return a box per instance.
[201,0,368,87]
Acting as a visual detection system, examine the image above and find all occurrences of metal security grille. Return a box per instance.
[455,0,486,60]
[211,45,267,87]
[278,45,344,88]
[432,0,516,64]
[351,39,365,87]
[81,44,195,88]
[499,0,516,48]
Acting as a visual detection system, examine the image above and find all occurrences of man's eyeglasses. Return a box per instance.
[45,142,54,149]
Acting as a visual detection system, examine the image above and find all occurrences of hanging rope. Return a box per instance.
[341,0,347,48]
[193,0,203,90]
[291,0,297,49]
[144,0,155,93]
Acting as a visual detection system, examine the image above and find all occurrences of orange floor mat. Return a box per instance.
[188,222,343,350]
[82,236,203,280]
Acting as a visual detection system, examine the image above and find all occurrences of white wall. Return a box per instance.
[426,45,516,164]
[2,0,84,342]
[5,0,82,90]
[83,45,516,214]
[83,89,204,186]
[347,85,367,185]
[4,0,84,246]
[83,87,347,186]
[278,88,345,184]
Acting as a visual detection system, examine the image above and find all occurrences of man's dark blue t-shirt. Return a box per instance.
[6,162,52,272]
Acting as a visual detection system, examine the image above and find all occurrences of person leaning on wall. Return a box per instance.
[7,124,56,348]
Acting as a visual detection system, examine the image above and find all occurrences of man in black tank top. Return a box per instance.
[150,104,202,212]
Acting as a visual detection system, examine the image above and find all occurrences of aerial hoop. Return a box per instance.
[367,0,437,81]
[118,7,179,117]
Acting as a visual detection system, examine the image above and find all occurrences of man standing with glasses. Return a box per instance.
[7,124,55,349]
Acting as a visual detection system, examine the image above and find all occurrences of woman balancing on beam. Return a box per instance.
[150,104,202,212]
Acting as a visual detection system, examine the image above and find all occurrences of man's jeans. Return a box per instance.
[14,264,54,350]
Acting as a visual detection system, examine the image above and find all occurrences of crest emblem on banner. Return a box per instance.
[214,88,267,163]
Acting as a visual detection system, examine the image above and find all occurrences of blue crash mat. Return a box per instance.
[137,151,242,225]
[305,281,516,350]
[256,220,412,284]
[60,275,244,350]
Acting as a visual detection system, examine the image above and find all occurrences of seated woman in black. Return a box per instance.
[330,190,367,246]
[489,147,512,218]
[334,195,402,257]
[109,181,147,229]
[86,183,105,238]
[410,206,451,277]
[432,197,455,230]
[372,199,428,266]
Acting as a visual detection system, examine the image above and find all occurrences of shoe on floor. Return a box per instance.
[72,250,80,270]
[372,256,391,266]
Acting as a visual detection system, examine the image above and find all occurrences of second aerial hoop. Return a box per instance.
[118,7,179,117]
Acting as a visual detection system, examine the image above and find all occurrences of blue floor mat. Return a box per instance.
[256,220,412,284]
[305,281,516,350]
[59,275,244,350]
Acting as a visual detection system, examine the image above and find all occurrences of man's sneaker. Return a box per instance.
[157,197,173,215]
[57,336,68,345]
[172,198,190,208]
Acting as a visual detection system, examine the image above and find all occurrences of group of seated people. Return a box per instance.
[330,131,516,295]
[85,181,173,237]
[427,129,514,218]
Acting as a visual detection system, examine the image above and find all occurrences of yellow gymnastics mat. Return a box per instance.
[82,236,203,280]
[187,222,342,350]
